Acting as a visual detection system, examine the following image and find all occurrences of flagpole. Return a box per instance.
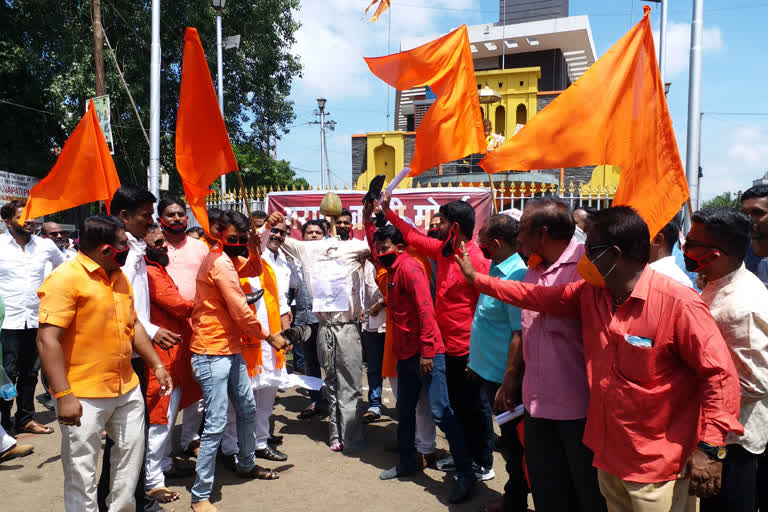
[216,6,227,196]
[683,0,703,232]
[659,0,668,84]
[149,0,161,204]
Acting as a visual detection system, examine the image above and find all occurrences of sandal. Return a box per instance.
[18,420,53,434]
[254,445,287,462]
[164,460,196,478]
[362,411,381,424]
[330,442,343,452]
[237,464,279,480]
[298,403,318,419]
[147,487,180,503]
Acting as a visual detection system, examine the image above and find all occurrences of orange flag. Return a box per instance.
[479,6,688,238]
[176,27,238,235]
[364,0,390,22]
[365,25,484,177]
[19,100,120,223]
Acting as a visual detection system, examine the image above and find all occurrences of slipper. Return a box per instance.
[147,487,180,503]
[298,403,318,419]
[362,411,381,424]
[330,442,343,452]
[18,420,53,434]
[237,464,279,480]
[164,461,196,478]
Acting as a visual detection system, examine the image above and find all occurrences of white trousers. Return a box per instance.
[253,387,278,450]
[389,376,436,454]
[60,385,145,512]
[180,399,204,452]
[145,387,182,491]
[0,412,15,453]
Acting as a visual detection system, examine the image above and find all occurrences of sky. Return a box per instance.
[274,0,768,203]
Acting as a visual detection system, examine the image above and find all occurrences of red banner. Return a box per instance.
[267,187,492,240]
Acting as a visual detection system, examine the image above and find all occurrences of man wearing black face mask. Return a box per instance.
[0,199,64,436]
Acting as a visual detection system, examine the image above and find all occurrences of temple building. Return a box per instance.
[352,0,620,194]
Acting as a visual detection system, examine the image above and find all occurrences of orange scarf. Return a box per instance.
[240,259,285,376]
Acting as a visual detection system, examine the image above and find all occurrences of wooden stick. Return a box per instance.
[234,170,253,222]
[486,171,498,214]
[685,198,694,218]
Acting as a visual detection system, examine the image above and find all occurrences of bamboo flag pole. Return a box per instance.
[234,170,253,222]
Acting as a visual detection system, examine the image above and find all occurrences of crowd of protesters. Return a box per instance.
[1,183,768,512]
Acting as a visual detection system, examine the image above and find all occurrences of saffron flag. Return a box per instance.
[364,0,390,22]
[479,6,688,238]
[19,100,121,223]
[176,27,238,235]
[365,25,484,177]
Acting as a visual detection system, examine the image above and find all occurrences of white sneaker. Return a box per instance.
[473,463,495,481]
[379,466,399,480]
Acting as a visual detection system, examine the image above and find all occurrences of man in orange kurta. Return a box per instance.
[143,227,201,502]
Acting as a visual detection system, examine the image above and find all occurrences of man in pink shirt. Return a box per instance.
[156,196,210,457]
[455,206,743,512]
[494,199,604,512]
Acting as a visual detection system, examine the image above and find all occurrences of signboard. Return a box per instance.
[267,188,493,240]
[0,170,39,232]
[86,95,115,154]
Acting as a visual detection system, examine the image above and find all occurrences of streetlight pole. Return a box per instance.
[316,98,326,189]
[214,1,227,194]
[149,0,161,203]
[684,0,704,230]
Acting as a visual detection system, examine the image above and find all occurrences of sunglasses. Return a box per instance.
[270,227,289,237]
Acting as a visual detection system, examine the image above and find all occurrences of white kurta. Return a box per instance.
[248,277,290,391]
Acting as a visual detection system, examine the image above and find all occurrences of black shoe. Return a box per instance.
[449,474,474,504]
[221,453,237,472]
[255,445,287,462]
[268,434,283,446]
[37,393,55,412]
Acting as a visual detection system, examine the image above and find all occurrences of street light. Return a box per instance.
[313,98,336,189]
[213,0,227,193]
[316,97,327,111]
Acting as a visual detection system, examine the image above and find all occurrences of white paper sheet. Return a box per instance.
[310,261,350,313]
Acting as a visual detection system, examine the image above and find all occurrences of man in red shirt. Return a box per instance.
[365,220,474,504]
[381,196,491,475]
[454,206,743,512]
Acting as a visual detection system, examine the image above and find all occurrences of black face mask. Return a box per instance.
[374,211,388,228]
[104,244,130,267]
[223,243,249,259]
[145,249,169,267]
[160,218,188,235]
[427,228,440,239]
[377,250,398,268]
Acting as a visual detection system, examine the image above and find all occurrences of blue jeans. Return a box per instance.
[395,353,472,477]
[190,354,257,502]
[362,330,385,412]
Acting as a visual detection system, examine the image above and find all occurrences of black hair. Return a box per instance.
[207,207,223,224]
[439,200,475,238]
[338,209,353,220]
[691,208,751,260]
[657,212,682,253]
[217,210,250,233]
[525,198,575,240]
[79,215,125,252]
[157,196,187,216]
[485,214,519,247]
[587,206,650,263]
[110,185,156,215]
[301,219,327,236]
[373,224,404,246]
[0,199,26,220]
[253,210,268,220]
[186,226,205,237]
[742,185,768,202]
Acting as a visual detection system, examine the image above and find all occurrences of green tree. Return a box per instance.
[233,143,309,190]
[701,191,742,209]
[0,0,301,192]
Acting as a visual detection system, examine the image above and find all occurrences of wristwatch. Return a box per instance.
[698,441,727,461]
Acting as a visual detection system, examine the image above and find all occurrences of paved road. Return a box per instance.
[3,381,525,512]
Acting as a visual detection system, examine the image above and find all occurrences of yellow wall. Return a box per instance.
[355,131,414,190]
[476,67,541,137]
[585,165,622,189]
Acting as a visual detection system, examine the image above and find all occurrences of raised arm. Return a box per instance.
[381,199,442,259]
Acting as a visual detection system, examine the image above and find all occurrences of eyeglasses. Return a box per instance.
[584,243,613,260]
[270,228,289,237]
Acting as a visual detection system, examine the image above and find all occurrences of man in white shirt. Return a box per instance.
[686,208,768,512]
[648,213,693,288]
[42,222,77,263]
[96,186,181,512]
[0,199,64,435]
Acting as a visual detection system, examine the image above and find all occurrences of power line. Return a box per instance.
[0,99,58,116]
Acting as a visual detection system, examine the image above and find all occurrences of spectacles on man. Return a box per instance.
[270,227,289,237]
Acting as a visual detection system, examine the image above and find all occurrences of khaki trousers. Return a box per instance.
[60,384,145,512]
[598,469,699,512]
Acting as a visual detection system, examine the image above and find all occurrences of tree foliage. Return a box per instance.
[233,143,309,191]
[0,0,303,193]
[701,191,743,210]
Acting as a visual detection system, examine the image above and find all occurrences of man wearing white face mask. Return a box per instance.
[455,206,744,512]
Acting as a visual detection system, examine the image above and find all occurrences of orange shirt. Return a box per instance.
[190,249,268,355]
[37,252,139,398]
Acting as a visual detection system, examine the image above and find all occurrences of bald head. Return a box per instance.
[43,222,69,250]
[573,208,588,230]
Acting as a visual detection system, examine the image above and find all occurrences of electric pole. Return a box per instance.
[92,0,105,96]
